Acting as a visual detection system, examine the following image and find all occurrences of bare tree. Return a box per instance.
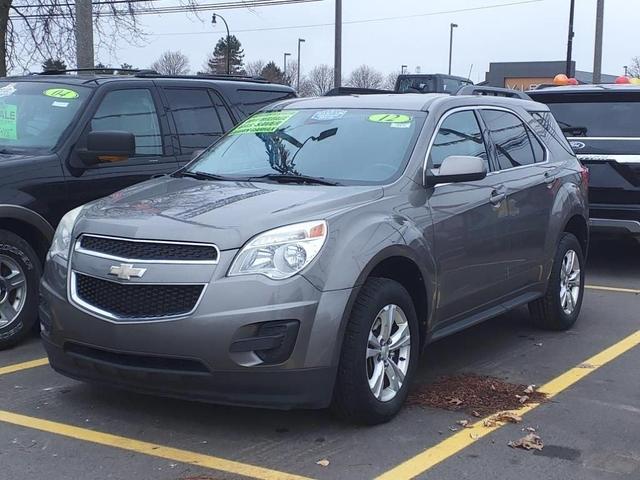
[305,64,334,96]
[245,59,266,78]
[0,0,167,76]
[383,71,400,91]
[629,57,640,78]
[297,77,315,97]
[150,50,190,75]
[347,65,384,89]
[284,59,299,87]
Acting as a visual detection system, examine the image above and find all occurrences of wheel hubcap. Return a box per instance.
[366,304,411,402]
[0,255,27,328]
[559,249,581,315]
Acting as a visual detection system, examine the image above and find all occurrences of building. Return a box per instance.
[482,61,618,90]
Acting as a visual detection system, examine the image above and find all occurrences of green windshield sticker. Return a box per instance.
[232,111,298,134]
[43,88,79,99]
[0,104,17,140]
[368,113,412,123]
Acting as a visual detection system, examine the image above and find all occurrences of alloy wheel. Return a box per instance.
[0,255,27,328]
[559,249,581,315]
[366,304,411,402]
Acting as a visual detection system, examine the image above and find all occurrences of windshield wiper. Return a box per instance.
[174,170,239,181]
[247,173,340,186]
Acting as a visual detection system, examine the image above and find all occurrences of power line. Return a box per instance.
[150,0,545,36]
[11,0,322,19]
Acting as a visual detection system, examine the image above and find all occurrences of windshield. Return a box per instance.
[187,108,426,185]
[0,81,90,152]
[396,76,436,93]
[538,93,640,137]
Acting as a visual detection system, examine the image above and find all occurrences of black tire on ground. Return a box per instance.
[529,232,585,331]
[331,277,419,425]
[0,229,42,350]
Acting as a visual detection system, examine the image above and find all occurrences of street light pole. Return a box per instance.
[212,13,231,75]
[592,0,605,84]
[297,38,305,93]
[448,23,458,76]
[284,52,291,76]
[334,0,342,88]
[565,0,575,77]
[624,65,628,76]
[401,65,407,74]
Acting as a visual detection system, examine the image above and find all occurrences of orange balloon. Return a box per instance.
[553,74,569,85]
[615,76,631,84]
[567,78,579,85]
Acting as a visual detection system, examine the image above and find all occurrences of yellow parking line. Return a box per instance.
[0,409,313,480]
[586,284,640,294]
[376,330,640,480]
[0,357,49,376]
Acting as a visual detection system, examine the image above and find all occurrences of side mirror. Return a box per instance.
[426,155,487,186]
[79,130,136,166]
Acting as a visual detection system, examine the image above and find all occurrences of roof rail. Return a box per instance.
[134,72,270,83]
[324,86,394,96]
[455,85,531,100]
[37,68,153,76]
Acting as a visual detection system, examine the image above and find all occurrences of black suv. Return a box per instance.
[0,71,295,348]
[529,84,640,243]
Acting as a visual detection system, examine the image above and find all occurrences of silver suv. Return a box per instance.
[40,89,589,424]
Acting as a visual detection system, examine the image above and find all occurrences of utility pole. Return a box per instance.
[448,23,458,76]
[297,38,305,93]
[334,0,342,88]
[283,52,291,75]
[565,0,575,77]
[592,0,605,84]
[75,0,94,69]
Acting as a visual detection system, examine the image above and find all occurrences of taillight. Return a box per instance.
[580,165,589,185]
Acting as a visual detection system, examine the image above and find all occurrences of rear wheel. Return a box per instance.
[332,277,419,425]
[529,232,585,331]
[0,230,41,350]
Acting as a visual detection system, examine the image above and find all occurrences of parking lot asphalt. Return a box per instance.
[0,238,638,480]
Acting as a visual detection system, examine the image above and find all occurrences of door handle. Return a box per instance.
[489,190,507,205]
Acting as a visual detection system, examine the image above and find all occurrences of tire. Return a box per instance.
[529,232,585,331]
[0,229,42,350]
[332,277,419,425]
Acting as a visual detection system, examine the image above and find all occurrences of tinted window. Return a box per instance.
[532,93,640,137]
[210,90,234,130]
[396,76,435,93]
[91,89,162,155]
[530,131,545,162]
[530,111,574,154]
[189,109,426,185]
[441,78,470,93]
[0,81,90,152]
[164,88,223,154]
[429,110,488,169]
[481,110,536,170]
[235,89,295,117]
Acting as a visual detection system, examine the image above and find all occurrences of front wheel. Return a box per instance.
[0,230,42,350]
[332,277,419,425]
[529,232,585,331]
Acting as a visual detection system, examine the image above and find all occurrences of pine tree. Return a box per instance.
[41,58,67,72]
[260,61,285,83]
[206,35,245,74]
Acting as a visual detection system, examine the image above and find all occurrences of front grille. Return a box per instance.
[79,235,218,262]
[74,273,203,319]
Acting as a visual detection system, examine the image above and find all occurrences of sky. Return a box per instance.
[105,0,636,82]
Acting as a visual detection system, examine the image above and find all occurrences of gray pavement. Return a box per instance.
[0,238,638,480]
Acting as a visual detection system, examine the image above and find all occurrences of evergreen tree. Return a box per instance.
[41,58,66,72]
[260,61,285,84]
[206,35,245,74]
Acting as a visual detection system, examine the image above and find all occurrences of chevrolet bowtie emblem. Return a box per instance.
[109,263,147,280]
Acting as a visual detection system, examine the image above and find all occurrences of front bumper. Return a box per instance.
[40,254,352,409]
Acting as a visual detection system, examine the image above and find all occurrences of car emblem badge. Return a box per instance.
[109,263,147,280]
[570,141,586,150]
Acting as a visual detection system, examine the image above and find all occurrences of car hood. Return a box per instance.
[76,176,384,250]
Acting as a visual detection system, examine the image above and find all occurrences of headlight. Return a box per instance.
[47,206,83,260]
[228,220,327,280]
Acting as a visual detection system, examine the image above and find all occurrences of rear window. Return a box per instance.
[532,93,640,138]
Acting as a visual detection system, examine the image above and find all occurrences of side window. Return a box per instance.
[480,109,536,170]
[530,111,574,155]
[91,89,162,156]
[164,88,224,154]
[210,90,234,131]
[429,110,489,169]
[529,131,546,163]
[235,89,296,117]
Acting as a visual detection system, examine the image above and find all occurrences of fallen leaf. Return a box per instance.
[447,397,463,406]
[470,433,479,440]
[523,426,537,433]
[448,426,458,432]
[491,411,523,424]
[508,433,544,451]
[484,418,497,427]
[316,459,330,467]
[577,363,596,369]
[524,385,536,394]
[534,343,543,347]
[456,420,472,428]
[490,384,497,391]
[516,395,529,404]
[472,411,481,418]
